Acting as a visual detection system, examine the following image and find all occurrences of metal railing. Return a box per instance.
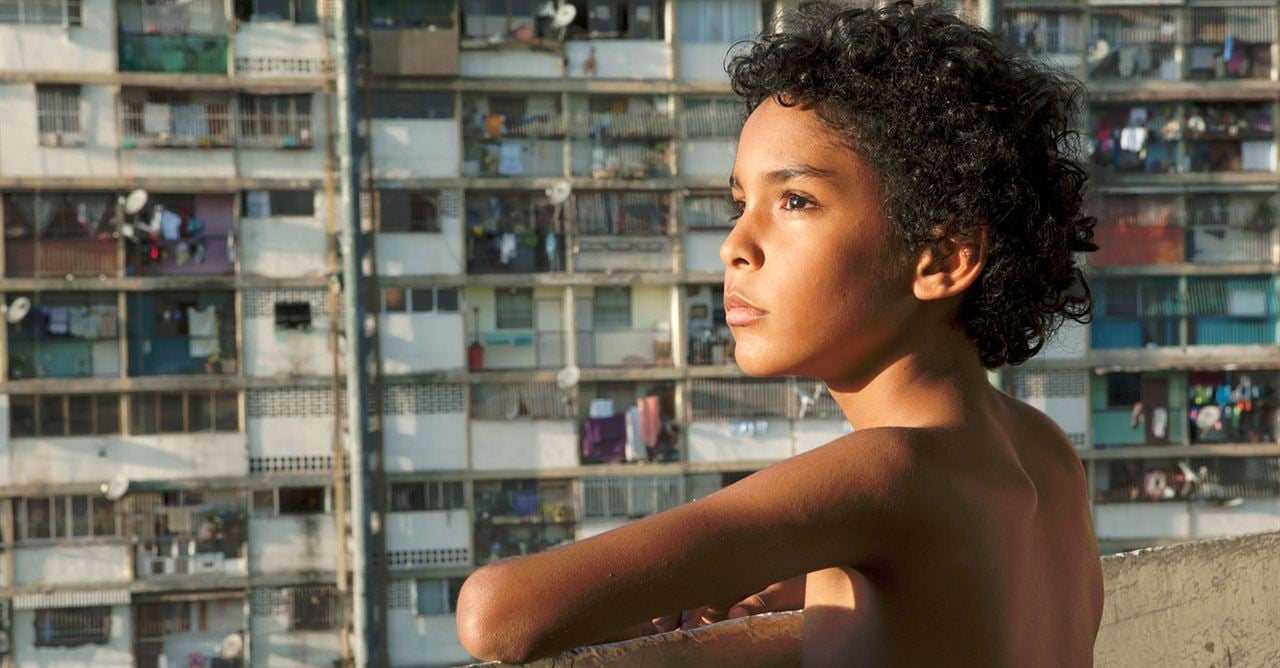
[469,330,566,370]
[577,328,674,368]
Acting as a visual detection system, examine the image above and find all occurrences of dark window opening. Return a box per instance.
[274,301,313,330]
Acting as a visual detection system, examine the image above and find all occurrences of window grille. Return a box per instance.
[121,90,232,147]
[33,607,110,647]
[472,382,572,419]
[684,98,742,138]
[582,476,683,519]
[684,194,735,230]
[0,0,81,25]
[1010,370,1086,399]
[691,378,791,419]
[289,586,337,631]
[36,85,82,146]
[238,94,313,148]
[574,192,669,235]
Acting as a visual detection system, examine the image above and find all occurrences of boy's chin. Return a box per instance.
[731,347,799,378]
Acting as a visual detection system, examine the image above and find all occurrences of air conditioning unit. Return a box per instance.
[147,556,175,575]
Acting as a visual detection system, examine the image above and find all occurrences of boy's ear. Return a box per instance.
[912,225,990,302]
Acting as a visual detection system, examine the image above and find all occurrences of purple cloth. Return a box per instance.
[583,414,628,463]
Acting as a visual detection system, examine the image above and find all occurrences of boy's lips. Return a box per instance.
[725,292,767,326]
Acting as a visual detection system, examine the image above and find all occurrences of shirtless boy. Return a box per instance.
[456,2,1104,665]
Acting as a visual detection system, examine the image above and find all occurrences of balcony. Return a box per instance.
[1186,6,1274,81]
[121,90,233,149]
[1091,277,1277,349]
[1091,194,1278,266]
[1094,457,1279,504]
[6,293,120,380]
[462,94,565,178]
[1087,8,1178,81]
[577,328,673,368]
[370,0,458,76]
[580,382,678,464]
[462,531,1280,667]
[568,98,675,179]
[473,479,574,566]
[466,191,566,274]
[134,595,245,668]
[124,194,235,276]
[124,490,248,580]
[3,192,120,278]
[117,0,228,74]
[127,291,237,376]
[1185,102,1275,173]
[572,191,672,272]
[1089,104,1179,174]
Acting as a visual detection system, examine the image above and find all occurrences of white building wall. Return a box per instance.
[458,51,563,78]
[1095,503,1192,540]
[678,43,737,83]
[380,312,466,373]
[243,318,334,377]
[375,229,465,277]
[233,22,326,73]
[0,83,120,177]
[120,148,238,178]
[240,213,330,278]
[470,420,578,471]
[14,544,131,587]
[0,0,115,72]
[564,41,670,79]
[680,139,736,178]
[11,606,132,668]
[3,433,248,486]
[371,119,460,178]
[388,610,473,667]
[793,420,852,455]
[250,617,342,668]
[248,515,337,575]
[248,415,335,460]
[238,144,326,180]
[1192,498,1280,536]
[687,421,792,462]
[1039,319,1089,360]
[684,231,729,273]
[383,413,468,473]
[385,509,470,553]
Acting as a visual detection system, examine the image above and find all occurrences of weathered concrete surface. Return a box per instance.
[467,531,1280,667]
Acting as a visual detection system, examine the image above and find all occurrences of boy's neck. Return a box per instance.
[826,326,1003,433]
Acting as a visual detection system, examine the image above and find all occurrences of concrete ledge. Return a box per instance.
[466,530,1280,666]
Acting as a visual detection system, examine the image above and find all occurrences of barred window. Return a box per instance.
[238,94,313,148]
[121,89,233,148]
[9,394,120,438]
[378,190,441,233]
[582,476,683,519]
[19,495,117,541]
[33,607,110,647]
[684,194,735,230]
[130,391,239,435]
[684,97,742,138]
[289,586,337,631]
[495,288,534,329]
[36,85,83,146]
[592,287,632,329]
[0,0,82,25]
[243,190,315,217]
[390,481,465,512]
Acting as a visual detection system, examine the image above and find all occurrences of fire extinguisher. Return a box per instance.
[468,306,484,371]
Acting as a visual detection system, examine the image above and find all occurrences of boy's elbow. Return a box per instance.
[456,564,538,663]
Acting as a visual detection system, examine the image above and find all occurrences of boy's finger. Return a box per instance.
[651,613,681,633]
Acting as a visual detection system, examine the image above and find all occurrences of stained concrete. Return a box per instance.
[467,530,1280,667]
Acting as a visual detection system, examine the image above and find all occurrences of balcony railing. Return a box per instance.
[122,95,233,148]
[5,239,119,278]
[568,110,676,140]
[118,33,228,75]
[577,328,674,368]
[571,142,674,179]
[1088,9,1179,81]
[1094,457,1280,503]
[463,139,565,178]
[467,231,565,274]
[469,330,565,370]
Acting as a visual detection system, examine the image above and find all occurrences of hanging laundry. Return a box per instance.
[499,233,518,265]
[1151,407,1168,439]
[172,104,209,139]
[45,306,70,336]
[1119,126,1147,152]
[143,102,171,134]
[497,142,524,176]
[155,207,183,241]
[186,305,220,358]
[582,414,627,463]
[625,405,640,462]
[588,398,614,418]
[636,395,661,449]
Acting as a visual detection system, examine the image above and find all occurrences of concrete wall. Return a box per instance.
[243,316,334,377]
[14,543,131,586]
[248,515,337,575]
[11,606,132,668]
[684,230,729,273]
[380,311,467,373]
[470,531,1280,668]
[372,119,460,178]
[1039,319,1089,360]
[680,139,736,178]
[2,433,248,486]
[240,205,329,278]
[564,41,670,79]
[0,0,115,72]
[385,509,470,553]
[376,228,465,276]
[0,83,119,177]
[250,616,342,668]
[122,148,238,179]
[1096,499,1280,542]
[233,21,325,73]
[389,610,474,667]
[678,43,735,83]
[249,415,335,460]
[383,412,468,473]
[458,51,563,78]
[470,420,578,471]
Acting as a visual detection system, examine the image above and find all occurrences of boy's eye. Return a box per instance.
[784,194,812,210]
[728,198,746,221]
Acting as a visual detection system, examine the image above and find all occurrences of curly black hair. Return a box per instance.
[727,0,1097,368]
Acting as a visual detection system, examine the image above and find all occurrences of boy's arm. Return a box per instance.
[455,428,939,663]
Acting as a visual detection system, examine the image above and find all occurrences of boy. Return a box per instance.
[456,2,1104,665]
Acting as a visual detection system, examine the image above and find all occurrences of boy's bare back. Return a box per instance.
[802,393,1102,666]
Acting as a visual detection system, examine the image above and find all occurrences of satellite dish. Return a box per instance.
[5,297,30,324]
[545,180,573,205]
[552,3,577,28]
[556,365,581,390]
[219,632,244,659]
[1086,39,1110,65]
[1195,405,1221,432]
[124,189,149,216]
[101,475,130,501]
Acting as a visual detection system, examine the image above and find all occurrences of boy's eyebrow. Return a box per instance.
[730,164,840,190]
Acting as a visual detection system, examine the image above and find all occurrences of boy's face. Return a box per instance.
[723,98,919,382]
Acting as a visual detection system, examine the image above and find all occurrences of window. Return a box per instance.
[19,496,117,541]
[415,578,465,616]
[233,0,318,23]
[1106,373,1141,408]
[33,607,110,647]
[130,391,239,435]
[684,97,741,138]
[593,287,632,328]
[383,288,407,313]
[289,586,336,631]
[8,394,121,438]
[274,302,312,330]
[677,0,757,43]
[36,85,83,146]
[368,91,454,119]
[0,0,82,25]
[437,288,460,312]
[378,190,441,232]
[120,90,233,147]
[391,481,465,512]
[239,94,313,148]
[571,0,664,39]
[574,192,669,235]
[278,486,326,514]
[411,289,434,313]
[495,288,534,329]
[684,194,735,230]
[373,0,452,28]
[242,190,315,217]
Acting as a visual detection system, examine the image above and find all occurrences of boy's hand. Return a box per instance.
[655,574,807,632]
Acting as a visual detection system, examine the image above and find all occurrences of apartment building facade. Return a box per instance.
[0,0,1278,666]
